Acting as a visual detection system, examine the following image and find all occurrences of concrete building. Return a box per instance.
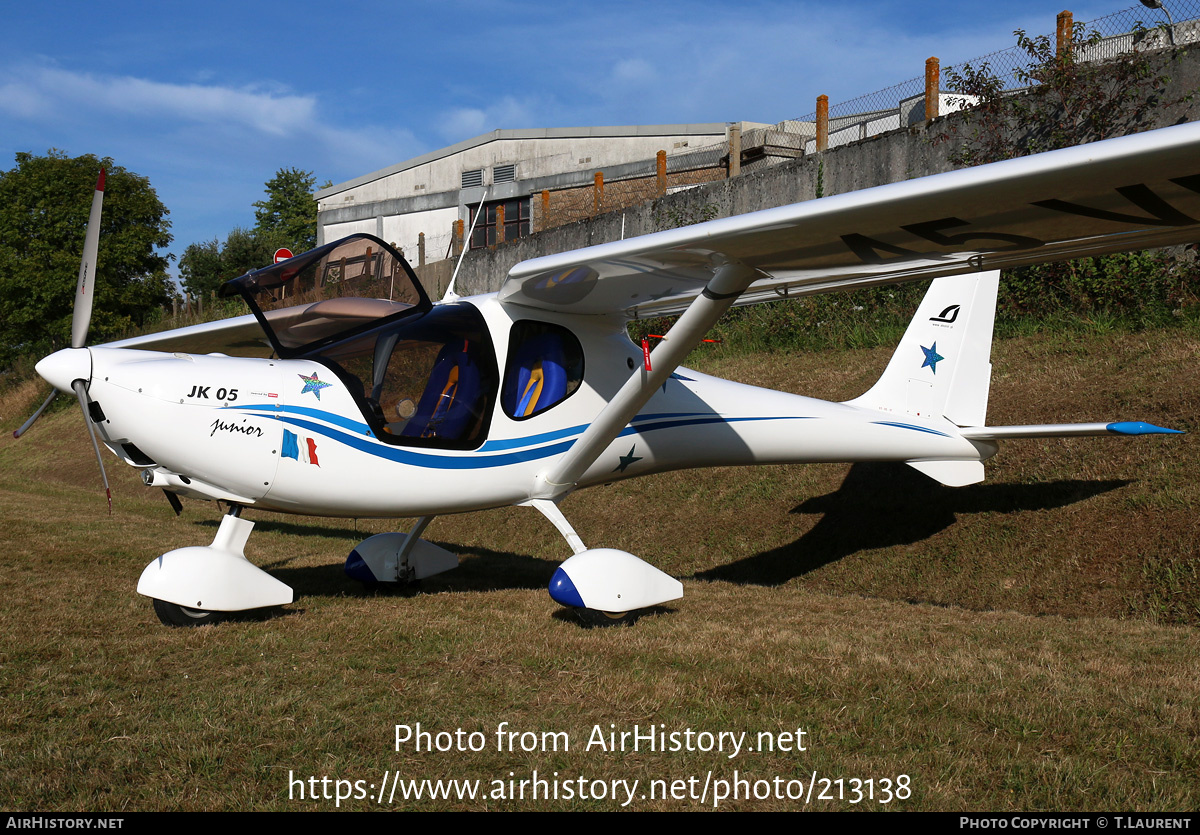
[315,124,743,266]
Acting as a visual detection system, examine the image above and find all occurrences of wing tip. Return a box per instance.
[1106,421,1185,436]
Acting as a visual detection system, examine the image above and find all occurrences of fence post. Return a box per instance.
[656,150,666,196]
[925,57,940,121]
[1056,10,1073,56]
[495,203,505,245]
[593,172,604,215]
[816,95,829,152]
[728,123,741,178]
[418,232,426,266]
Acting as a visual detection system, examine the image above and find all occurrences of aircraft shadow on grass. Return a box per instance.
[193,461,1128,600]
[696,462,1130,587]
[193,516,561,597]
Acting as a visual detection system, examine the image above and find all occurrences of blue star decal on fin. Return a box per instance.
[920,342,945,374]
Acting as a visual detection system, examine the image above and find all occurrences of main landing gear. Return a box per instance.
[529,499,682,627]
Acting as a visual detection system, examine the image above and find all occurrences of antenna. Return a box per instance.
[443,187,490,303]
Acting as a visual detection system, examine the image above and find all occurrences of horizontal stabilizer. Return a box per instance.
[961,421,1183,440]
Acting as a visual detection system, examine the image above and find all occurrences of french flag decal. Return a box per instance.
[281,429,320,466]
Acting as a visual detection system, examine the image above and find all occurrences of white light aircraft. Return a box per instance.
[21,123,1200,626]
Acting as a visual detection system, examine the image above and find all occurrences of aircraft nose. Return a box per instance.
[35,347,91,392]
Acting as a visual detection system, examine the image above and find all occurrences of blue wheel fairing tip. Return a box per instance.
[549,567,586,608]
[344,550,377,582]
[1107,421,1185,436]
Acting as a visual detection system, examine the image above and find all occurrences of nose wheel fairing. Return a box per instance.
[137,514,293,612]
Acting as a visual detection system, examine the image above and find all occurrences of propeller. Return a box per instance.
[73,378,112,514]
[72,168,105,349]
[14,169,112,513]
[12,389,59,439]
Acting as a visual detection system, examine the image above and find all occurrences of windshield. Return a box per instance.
[220,234,430,357]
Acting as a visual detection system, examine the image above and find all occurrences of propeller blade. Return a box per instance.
[163,490,184,516]
[72,378,112,515]
[12,388,60,438]
[71,169,105,350]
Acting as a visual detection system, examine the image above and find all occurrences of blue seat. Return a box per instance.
[401,340,482,440]
[503,333,568,418]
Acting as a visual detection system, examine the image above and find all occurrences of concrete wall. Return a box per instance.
[449,43,1200,298]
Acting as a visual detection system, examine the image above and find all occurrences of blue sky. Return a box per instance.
[2,1,1133,271]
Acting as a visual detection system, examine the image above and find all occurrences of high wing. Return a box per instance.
[506,122,1200,496]
[500,121,1200,318]
[104,312,274,356]
[102,297,414,358]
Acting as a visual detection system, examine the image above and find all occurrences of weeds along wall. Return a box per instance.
[449,42,1200,300]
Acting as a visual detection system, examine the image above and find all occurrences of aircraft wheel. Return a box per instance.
[577,608,637,628]
[361,579,422,596]
[152,598,224,627]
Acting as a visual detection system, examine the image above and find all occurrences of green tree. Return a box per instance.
[220,226,277,278]
[0,150,174,366]
[178,227,277,298]
[178,238,224,298]
[253,167,318,252]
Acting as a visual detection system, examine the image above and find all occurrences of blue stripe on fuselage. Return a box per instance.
[224,403,373,436]
[870,420,951,437]
[258,413,815,470]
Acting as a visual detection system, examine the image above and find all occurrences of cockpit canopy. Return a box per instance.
[221,234,430,358]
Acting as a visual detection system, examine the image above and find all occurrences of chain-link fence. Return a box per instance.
[789,2,1200,153]
[534,142,728,230]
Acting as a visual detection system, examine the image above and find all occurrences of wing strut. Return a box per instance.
[533,262,760,499]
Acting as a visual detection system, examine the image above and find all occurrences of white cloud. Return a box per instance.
[612,58,656,84]
[438,107,489,142]
[435,96,540,143]
[0,62,415,163]
[0,64,315,135]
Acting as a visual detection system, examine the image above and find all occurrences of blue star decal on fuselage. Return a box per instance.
[920,342,945,374]
[613,445,643,473]
[298,371,333,400]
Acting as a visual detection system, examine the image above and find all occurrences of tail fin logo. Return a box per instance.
[930,304,960,324]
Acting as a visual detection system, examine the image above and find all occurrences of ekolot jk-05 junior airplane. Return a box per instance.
[21,122,1200,626]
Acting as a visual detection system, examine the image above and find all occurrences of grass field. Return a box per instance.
[0,325,1197,811]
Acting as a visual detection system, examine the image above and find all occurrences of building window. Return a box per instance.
[494,164,517,183]
[461,169,483,189]
[469,197,531,248]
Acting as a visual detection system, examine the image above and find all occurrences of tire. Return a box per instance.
[576,608,638,628]
[361,579,422,596]
[152,598,225,627]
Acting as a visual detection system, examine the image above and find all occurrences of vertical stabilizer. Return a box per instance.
[847,270,999,427]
